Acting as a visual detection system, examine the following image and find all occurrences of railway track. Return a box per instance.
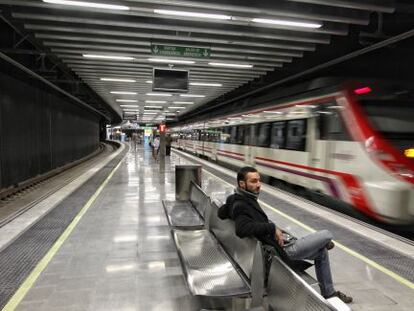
[0,143,117,228]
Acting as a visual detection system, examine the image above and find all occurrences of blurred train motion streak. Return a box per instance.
[171,79,414,225]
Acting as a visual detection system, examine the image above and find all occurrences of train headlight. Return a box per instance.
[404,148,414,158]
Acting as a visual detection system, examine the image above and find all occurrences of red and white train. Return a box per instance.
[171,79,414,225]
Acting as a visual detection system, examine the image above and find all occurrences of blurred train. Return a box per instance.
[171,78,414,225]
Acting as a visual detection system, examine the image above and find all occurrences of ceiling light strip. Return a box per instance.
[251,18,322,29]
[43,0,129,11]
[154,9,231,20]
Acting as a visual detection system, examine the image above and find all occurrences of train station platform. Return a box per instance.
[0,144,413,311]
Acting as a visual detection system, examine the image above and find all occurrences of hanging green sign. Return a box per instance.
[151,44,211,58]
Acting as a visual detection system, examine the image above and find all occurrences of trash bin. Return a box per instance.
[175,165,202,201]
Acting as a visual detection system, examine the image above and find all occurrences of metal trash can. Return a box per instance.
[175,165,202,201]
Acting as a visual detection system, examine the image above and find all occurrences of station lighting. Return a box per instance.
[110,91,137,95]
[169,106,185,109]
[120,105,139,108]
[43,0,129,10]
[159,123,167,133]
[145,100,167,104]
[143,112,157,115]
[209,62,253,68]
[173,101,194,104]
[145,106,163,109]
[251,18,322,29]
[180,94,205,98]
[146,80,153,84]
[405,148,414,158]
[146,93,172,96]
[116,99,138,102]
[154,9,231,20]
[190,82,222,87]
[354,87,372,95]
[148,58,195,64]
[83,54,134,61]
[100,78,136,82]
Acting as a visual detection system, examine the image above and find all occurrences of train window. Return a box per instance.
[286,119,307,151]
[247,124,259,146]
[257,122,271,147]
[243,125,251,145]
[220,127,231,143]
[360,100,414,153]
[230,126,238,144]
[318,104,351,141]
[235,125,245,145]
[270,121,286,149]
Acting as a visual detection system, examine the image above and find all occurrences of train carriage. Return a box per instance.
[171,79,414,225]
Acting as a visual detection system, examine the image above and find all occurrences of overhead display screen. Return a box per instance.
[152,68,189,93]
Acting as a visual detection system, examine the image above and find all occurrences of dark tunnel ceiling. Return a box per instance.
[0,0,413,124]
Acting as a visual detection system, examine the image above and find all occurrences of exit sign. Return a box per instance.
[151,44,210,58]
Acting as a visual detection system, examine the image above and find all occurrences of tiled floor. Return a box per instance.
[15,145,201,311]
[9,144,414,311]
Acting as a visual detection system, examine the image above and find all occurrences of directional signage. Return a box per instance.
[151,44,210,58]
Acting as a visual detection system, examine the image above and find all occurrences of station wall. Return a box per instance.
[0,69,100,191]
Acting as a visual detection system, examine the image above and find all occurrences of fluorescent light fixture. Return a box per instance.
[169,106,185,109]
[143,112,157,115]
[110,91,137,95]
[146,93,172,96]
[146,80,153,84]
[180,94,205,98]
[116,99,138,102]
[83,54,134,61]
[209,62,253,68]
[148,58,195,64]
[145,100,166,104]
[251,18,322,29]
[144,106,163,109]
[154,9,231,20]
[190,82,222,87]
[123,109,139,112]
[173,101,194,104]
[120,105,139,107]
[43,0,129,10]
[124,112,137,114]
[101,78,136,82]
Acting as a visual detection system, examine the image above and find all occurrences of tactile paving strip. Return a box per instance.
[177,151,414,283]
[0,149,127,309]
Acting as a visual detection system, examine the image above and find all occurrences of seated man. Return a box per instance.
[218,166,353,304]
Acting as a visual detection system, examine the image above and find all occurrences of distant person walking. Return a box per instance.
[152,135,160,160]
[165,134,172,156]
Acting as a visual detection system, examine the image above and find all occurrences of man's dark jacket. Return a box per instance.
[218,188,312,270]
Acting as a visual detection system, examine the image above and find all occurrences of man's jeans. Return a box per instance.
[284,230,335,297]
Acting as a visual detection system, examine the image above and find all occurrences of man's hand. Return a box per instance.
[275,228,284,247]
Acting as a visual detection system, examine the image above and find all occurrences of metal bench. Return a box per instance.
[172,201,265,308]
[162,181,209,229]
[267,256,350,311]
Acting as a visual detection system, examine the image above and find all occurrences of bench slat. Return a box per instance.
[173,229,251,297]
[268,256,336,311]
[163,200,204,228]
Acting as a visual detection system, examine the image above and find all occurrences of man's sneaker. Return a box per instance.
[326,241,335,250]
[326,291,353,303]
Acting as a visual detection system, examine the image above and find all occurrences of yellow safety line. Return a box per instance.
[2,159,124,311]
[202,163,414,290]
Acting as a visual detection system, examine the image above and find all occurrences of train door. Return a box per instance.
[311,103,352,190]
[310,108,331,172]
